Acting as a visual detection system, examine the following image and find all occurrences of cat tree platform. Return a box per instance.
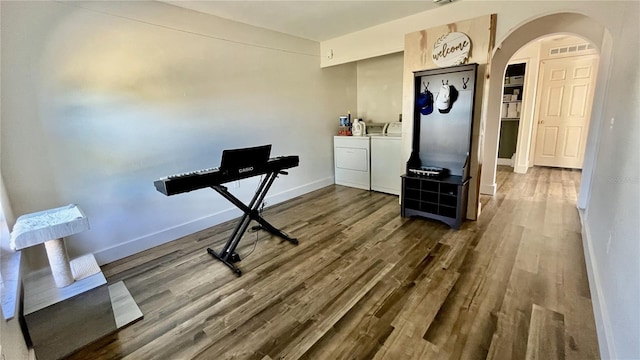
[11,204,143,360]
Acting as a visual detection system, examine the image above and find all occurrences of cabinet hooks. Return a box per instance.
[462,77,469,89]
[442,79,449,86]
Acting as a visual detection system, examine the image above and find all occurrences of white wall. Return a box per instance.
[581,5,640,358]
[0,4,29,356]
[356,52,404,123]
[320,2,640,359]
[321,1,615,68]
[1,1,357,266]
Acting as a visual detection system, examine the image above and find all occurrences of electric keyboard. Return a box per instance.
[154,155,299,196]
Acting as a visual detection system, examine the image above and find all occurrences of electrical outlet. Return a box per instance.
[606,232,612,254]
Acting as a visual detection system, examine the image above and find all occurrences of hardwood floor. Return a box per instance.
[67,166,598,360]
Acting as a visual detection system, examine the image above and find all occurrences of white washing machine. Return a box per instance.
[370,122,403,195]
[334,136,370,190]
[370,135,402,195]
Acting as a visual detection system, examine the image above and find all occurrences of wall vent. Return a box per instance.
[549,43,594,56]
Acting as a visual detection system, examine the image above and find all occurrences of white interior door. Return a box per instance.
[533,55,598,168]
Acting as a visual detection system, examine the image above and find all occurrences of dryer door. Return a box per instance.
[335,147,368,171]
[334,137,370,190]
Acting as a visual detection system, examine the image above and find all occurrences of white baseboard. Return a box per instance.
[480,183,496,196]
[579,210,617,360]
[496,158,513,166]
[94,177,334,265]
[514,164,529,174]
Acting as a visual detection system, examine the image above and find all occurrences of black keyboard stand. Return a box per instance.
[206,170,298,276]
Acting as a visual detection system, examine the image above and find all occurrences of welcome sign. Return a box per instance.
[432,32,472,67]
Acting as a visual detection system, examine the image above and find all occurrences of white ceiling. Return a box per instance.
[162,1,444,41]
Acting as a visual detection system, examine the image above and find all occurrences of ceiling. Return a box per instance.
[162,1,444,42]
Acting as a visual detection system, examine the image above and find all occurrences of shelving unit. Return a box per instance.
[498,63,526,162]
[402,63,478,229]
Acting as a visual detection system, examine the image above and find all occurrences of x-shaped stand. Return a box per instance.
[207,171,298,276]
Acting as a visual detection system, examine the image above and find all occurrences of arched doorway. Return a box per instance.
[496,34,600,175]
[480,13,613,211]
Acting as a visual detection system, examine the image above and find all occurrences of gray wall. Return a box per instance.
[0,1,357,265]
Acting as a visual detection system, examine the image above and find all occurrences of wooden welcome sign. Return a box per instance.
[432,32,472,67]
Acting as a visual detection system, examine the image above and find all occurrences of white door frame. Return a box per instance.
[480,12,613,210]
[511,58,535,174]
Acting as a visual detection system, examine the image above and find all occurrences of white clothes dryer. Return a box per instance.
[334,136,370,190]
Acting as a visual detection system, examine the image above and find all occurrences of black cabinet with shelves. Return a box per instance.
[401,175,469,229]
[402,63,478,229]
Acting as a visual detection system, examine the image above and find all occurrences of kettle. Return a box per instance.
[352,119,366,136]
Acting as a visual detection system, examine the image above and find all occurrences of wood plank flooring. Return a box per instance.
[66,166,599,360]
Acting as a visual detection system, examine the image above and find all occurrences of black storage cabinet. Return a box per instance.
[401,175,469,229]
[401,63,478,229]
